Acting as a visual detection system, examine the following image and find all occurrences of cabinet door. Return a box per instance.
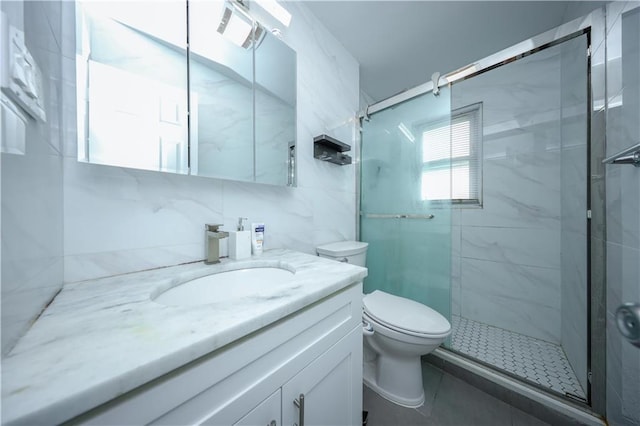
[234,389,281,426]
[282,327,362,426]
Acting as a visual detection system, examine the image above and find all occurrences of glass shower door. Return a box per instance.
[360,88,452,320]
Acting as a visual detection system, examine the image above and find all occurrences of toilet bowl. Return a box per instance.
[362,290,451,407]
[316,241,452,408]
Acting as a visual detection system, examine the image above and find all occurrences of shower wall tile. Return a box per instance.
[461,226,560,269]
[606,242,640,426]
[2,1,65,354]
[606,92,639,159]
[605,232,640,426]
[459,258,561,343]
[482,117,562,158]
[606,165,640,250]
[460,153,561,230]
[605,3,640,424]
[63,1,359,283]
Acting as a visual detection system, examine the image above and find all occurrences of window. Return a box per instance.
[420,103,482,205]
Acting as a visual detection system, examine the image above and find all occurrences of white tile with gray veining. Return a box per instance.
[2,249,367,425]
[461,226,561,269]
[460,154,561,230]
[604,7,640,423]
[2,1,65,354]
[460,258,561,343]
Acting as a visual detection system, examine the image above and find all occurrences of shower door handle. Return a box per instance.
[616,303,640,348]
[361,213,435,220]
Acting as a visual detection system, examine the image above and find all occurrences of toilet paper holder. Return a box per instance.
[616,303,640,348]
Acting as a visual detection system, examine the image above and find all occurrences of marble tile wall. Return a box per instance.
[62,1,359,283]
[1,1,65,355]
[604,2,640,425]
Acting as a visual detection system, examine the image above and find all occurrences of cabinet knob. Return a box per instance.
[268,421,276,426]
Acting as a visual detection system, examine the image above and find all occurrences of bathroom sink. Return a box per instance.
[154,267,295,306]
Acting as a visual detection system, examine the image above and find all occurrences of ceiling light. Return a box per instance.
[254,0,292,27]
[217,4,253,48]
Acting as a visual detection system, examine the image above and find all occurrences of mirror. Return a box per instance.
[76,1,296,186]
[254,28,296,185]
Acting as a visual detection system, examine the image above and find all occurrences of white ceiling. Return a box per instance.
[304,1,608,103]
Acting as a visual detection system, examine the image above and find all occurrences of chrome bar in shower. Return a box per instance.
[602,142,640,167]
[360,213,435,220]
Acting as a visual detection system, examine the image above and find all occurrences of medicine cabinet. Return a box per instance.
[75,0,297,186]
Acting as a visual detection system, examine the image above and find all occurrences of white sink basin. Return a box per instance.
[154,267,295,306]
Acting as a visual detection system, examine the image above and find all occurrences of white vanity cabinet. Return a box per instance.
[234,389,281,426]
[282,327,362,426]
[70,283,363,426]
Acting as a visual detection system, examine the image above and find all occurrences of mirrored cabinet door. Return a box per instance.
[255,29,296,186]
[76,1,189,174]
[76,0,297,186]
[188,0,254,182]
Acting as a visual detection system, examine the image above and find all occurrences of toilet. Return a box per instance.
[316,241,452,408]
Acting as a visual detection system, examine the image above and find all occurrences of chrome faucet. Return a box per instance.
[205,224,229,264]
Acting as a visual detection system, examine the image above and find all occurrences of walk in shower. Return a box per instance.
[359,26,595,405]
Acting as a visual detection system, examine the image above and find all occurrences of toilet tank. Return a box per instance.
[316,241,368,267]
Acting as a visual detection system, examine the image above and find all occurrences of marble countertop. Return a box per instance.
[2,249,367,425]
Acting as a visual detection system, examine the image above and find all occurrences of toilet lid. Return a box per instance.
[363,290,451,336]
[317,241,368,257]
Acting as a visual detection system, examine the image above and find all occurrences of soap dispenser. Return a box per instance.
[229,217,252,260]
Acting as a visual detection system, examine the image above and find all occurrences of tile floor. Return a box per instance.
[363,361,550,426]
[449,315,585,400]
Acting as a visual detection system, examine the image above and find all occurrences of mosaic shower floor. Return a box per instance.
[450,315,586,400]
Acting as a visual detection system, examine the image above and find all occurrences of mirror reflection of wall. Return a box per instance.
[76,0,297,186]
[255,29,296,185]
[188,1,254,181]
[76,1,189,174]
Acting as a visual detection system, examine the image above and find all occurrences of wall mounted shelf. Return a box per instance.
[313,134,352,165]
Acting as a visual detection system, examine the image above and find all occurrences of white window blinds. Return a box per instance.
[421,103,482,204]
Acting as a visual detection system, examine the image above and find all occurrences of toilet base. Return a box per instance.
[363,356,425,408]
